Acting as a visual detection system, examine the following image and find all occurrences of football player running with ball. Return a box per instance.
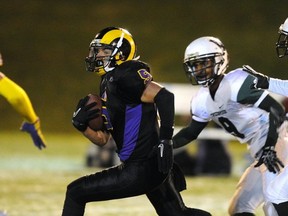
[172,36,288,216]
[62,27,211,216]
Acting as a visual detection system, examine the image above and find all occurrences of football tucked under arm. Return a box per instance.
[72,94,103,132]
[86,94,104,131]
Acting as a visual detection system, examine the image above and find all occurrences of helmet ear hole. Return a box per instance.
[120,51,125,60]
[114,52,125,61]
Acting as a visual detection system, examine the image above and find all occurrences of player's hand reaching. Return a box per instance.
[254,146,284,173]
[72,96,100,132]
[243,65,270,89]
[157,139,173,174]
[20,118,46,150]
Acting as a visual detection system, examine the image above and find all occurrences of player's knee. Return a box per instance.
[65,177,87,204]
[65,183,77,201]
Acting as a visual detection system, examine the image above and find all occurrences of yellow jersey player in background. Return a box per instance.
[0,52,46,150]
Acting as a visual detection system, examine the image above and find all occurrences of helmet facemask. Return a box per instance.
[276,33,288,58]
[85,27,137,76]
[85,42,116,76]
[85,34,125,75]
[276,18,288,58]
[184,54,224,87]
[183,36,229,88]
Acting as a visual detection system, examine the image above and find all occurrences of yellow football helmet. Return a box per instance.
[85,27,137,76]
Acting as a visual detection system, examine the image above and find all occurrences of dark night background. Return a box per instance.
[0,0,287,132]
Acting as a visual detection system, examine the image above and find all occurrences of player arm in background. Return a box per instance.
[243,65,288,96]
[255,92,286,172]
[0,73,38,123]
[257,95,285,146]
[238,75,285,150]
[0,73,46,149]
[173,119,208,149]
[268,78,288,97]
[238,75,285,172]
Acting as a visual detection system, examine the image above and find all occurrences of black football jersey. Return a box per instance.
[100,60,159,162]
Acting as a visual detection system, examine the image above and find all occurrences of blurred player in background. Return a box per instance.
[0,52,46,215]
[0,52,46,149]
[85,136,119,168]
[62,27,211,216]
[238,16,288,215]
[246,17,288,96]
[173,36,288,216]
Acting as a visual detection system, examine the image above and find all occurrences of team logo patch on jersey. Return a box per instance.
[137,68,152,85]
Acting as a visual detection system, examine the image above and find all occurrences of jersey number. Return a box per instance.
[137,69,152,85]
[218,117,245,138]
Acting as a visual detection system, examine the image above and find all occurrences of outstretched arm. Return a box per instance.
[173,119,208,148]
[0,73,46,149]
[237,75,285,173]
[0,73,38,122]
[243,65,288,97]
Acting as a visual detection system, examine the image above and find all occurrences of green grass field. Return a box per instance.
[0,132,264,216]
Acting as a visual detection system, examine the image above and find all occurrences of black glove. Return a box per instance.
[243,65,270,89]
[157,139,173,174]
[254,146,284,173]
[72,96,100,132]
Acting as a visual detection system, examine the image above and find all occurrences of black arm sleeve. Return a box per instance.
[173,119,208,149]
[154,88,175,140]
[237,75,285,148]
[258,95,285,147]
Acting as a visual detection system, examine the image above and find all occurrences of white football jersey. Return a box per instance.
[191,68,270,157]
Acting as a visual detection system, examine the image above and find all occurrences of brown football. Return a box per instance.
[86,93,103,131]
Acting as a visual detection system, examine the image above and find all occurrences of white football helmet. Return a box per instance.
[183,36,228,87]
[276,18,288,58]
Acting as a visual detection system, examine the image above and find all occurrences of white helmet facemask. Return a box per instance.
[276,18,288,58]
[183,36,229,87]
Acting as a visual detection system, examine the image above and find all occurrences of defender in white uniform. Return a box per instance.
[173,36,288,216]
[246,17,288,96]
